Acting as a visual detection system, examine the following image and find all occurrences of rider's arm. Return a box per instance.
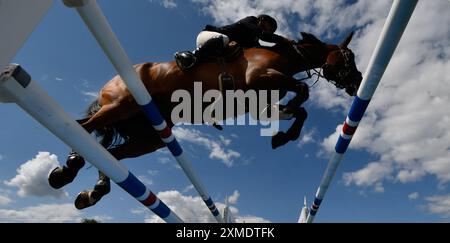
[238,16,294,45]
[203,24,220,32]
[258,32,290,44]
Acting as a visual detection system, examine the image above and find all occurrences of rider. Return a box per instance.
[175,14,295,70]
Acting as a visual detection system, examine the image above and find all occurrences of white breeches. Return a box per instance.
[196,31,230,49]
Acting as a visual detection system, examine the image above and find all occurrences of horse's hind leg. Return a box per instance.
[74,133,165,210]
[74,170,111,210]
[49,102,139,189]
[48,118,91,189]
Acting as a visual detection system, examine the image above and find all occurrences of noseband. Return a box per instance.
[336,47,354,82]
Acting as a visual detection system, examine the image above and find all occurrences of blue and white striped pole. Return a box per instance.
[63,0,224,223]
[0,64,183,223]
[306,0,418,223]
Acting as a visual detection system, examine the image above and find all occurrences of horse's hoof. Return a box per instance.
[75,190,98,210]
[48,166,75,189]
[271,132,289,149]
[94,179,111,196]
[66,152,85,170]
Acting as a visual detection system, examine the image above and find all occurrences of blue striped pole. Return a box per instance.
[63,0,224,222]
[306,0,418,223]
[0,64,183,223]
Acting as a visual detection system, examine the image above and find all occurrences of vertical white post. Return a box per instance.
[306,0,418,223]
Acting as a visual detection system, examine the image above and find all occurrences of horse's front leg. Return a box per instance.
[271,80,310,149]
[271,105,308,149]
[48,118,90,189]
[251,69,310,149]
[270,81,309,149]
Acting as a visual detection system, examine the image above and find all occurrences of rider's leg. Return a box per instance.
[195,31,230,58]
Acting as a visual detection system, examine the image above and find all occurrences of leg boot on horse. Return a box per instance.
[72,119,165,210]
[75,171,110,210]
[48,151,85,189]
[272,106,308,149]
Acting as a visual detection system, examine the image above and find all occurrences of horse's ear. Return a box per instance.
[339,31,354,48]
[300,32,308,39]
[300,32,323,45]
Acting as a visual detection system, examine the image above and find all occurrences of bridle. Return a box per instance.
[292,43,355,90]
[292,44,324,88]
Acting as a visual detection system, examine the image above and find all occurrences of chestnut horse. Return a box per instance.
[48,32,362,209]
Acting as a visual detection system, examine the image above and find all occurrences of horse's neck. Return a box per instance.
[272,43,332,75]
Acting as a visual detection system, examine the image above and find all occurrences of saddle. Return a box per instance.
[174,42,243,131]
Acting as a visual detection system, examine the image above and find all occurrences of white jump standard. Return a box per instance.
[306,0,418,223]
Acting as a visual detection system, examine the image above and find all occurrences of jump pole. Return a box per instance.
[306,0,418,223]
[63,0,224,223]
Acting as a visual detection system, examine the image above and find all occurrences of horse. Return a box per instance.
[48,32,363,209]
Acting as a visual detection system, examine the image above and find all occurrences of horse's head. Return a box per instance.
[292,32,362,96]
[322,32,363,96]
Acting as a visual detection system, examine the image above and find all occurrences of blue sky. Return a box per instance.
[0,0,449,222]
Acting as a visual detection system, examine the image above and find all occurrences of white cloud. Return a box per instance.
[343,162,393,187]
[4,152,67,199]
[147,170,159,176]
[157,157,172,165]
[0,195,12,206]
[163,0,177,8]
[81,91,99,101]
[173,127,241,167]
[142,190,269,223]
[425,194,450,218]
[182,185,194,193]
[297,128,317,148]
[0,203,81,223]
[161,0,177,8]
[150,0,178,9]
[137,175,153,186]
[131,208,147,215]
[227,190,240,204]
[374,182,385,193]
[408,192,419,200]
[0,155,4,161]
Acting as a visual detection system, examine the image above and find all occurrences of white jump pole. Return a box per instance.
[306,0,418,223]
[0,64,183,223]
[63,0,224,222]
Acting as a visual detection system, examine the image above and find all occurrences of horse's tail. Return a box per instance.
[85,99,121,149]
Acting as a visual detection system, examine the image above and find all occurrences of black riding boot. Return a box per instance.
[175,36,226,71]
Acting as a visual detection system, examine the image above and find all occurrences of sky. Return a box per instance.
[0,0,449,223]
